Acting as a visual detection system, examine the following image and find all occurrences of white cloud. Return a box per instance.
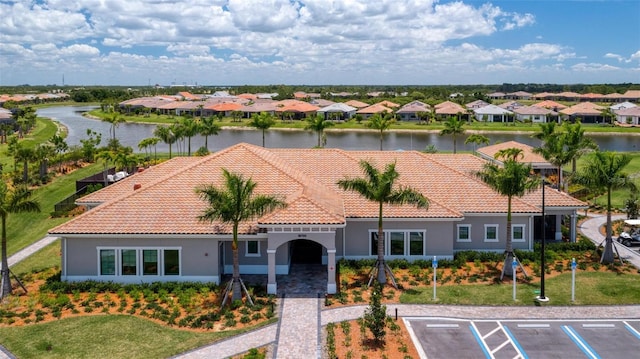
[0,0,636,85]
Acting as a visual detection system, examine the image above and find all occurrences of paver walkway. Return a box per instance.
[4,214,640,359]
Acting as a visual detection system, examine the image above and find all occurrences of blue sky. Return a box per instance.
[0,0,638,86]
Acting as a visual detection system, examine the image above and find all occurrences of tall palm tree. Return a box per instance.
[573,151,633,264]
[196,169,286,305]
[248,112,276,147]
[476,151,539,278]
[153,125,176,159]
[532,123,572,191]
[440,116,466,154]
[304,114,334,148]
[563,121,598,173]
[464,134,490,154]
[366,113,395,150]
[199,116,221,151]
[102,112,125,142]
[177,117,199,156]
[337,160,429,286]
[1,181,40,298]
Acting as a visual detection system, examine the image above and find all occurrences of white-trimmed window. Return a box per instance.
[457,224,471,242]
[97,247,181,276]
[245,240,260,257]
[369,230,426,256]
[484,225,499,242]
[512,225,526,242]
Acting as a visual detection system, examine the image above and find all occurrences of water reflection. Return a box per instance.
[37,106,639,153]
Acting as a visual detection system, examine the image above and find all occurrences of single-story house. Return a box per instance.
[560,102,605,123]
[356,103,394,119]
[49,143,586,295]
[513,106,557,123]
[396,101,431,121]
[614,107,640,126]
[477,141,555,173]
[473,104,513,122]
[316,103,357,121]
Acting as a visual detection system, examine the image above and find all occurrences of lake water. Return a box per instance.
[37,106,640,153]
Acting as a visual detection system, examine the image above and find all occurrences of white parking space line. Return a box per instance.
[426,324,459,328]
[517,324,550,328]
[582,324,615,328]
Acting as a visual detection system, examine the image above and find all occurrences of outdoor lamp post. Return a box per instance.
[537,174,549,302]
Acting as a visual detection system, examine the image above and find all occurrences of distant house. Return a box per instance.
[513,106,557,123]
[477,141,555,173]
[487,92,506,100]
[344,100,370,109]
[49,143,586,294]
[505,91,532,100]
[465,100,489,110]
[473,104,513,122]
[356,103,394,119]
[610,101,638,111]
[396,101,430,121]
[316,103,357,121]
[560,102,605,123]
[498,101,524,111]
[532,100,567,112]
[614,107,640,126]
[434,101,466,118]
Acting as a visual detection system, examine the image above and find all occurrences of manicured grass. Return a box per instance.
[0,315,273,359]
[0,118,60,171]
[400,271,640,306]
[10,240,61,276]
[5,163,103,256]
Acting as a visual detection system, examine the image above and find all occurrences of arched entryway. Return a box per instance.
[266,230,339,295]
[290,239,323,264]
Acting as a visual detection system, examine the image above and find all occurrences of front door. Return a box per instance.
[291,239,322,264]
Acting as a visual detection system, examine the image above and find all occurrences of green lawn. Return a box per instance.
[0,315,272,359]
[5,163,103,256]
[400,271,640,306]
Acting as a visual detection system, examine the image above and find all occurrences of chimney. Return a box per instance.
[133,183,142,190]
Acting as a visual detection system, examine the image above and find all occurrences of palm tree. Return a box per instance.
[464,134,490,154]
[248,112,276,147]
[476,151,539,278]
[154,125,176,159]
[337,160,429,286]
[199,116,221,151]
[366,113,395,150]
[197,169,286,305]
[439,116,465,154]
[15,146,35,183]
[304,114,334,148]
[177,117,198,156]
[102,112,125,142]
[532,123,572,191]
[1,181,40,298]
[573,151,633,264]
[563,121,598,173]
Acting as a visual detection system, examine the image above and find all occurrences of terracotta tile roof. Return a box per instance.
[357,104,394,114]
[532,100,567,110]
[206,102,242,111]
[476,141,553,169]
[434,101,466,115]
[560,102,605,116]
[376,100,400,108]
[51,143,586,236]
[513,106,557,116]
[344,100,370,108]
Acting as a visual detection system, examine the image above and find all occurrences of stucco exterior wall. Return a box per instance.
[452,215,532,251]
[62,236,219,282]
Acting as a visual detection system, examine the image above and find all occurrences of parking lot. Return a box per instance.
[405,317,640,359]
